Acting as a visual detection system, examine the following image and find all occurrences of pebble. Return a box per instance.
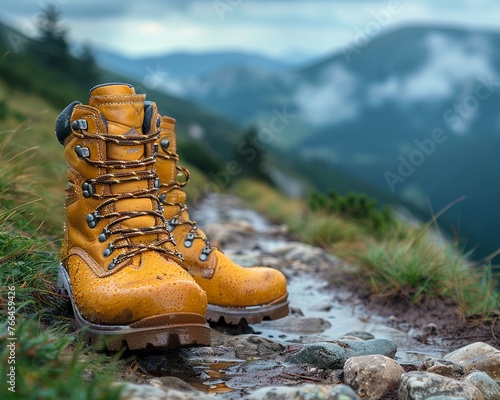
[344,355,404,399]
[243,384,360,400]
[398,371,485,400]
[462,371,500,400]
[288,339,398,369]
[257,315,331,334]
[444,342,500,380]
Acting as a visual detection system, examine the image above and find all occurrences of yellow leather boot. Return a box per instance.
[156,116,289,324]
[55,83,210,350]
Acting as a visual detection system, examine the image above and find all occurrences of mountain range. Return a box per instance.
[93,25,500,260]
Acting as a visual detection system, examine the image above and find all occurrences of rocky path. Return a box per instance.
[118,194,500,400]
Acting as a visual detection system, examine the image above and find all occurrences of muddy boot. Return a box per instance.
[55,83,210,351]
[155,116,289,324]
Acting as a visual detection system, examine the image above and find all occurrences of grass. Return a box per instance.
[233,178,500,319]
[0,123,126,399]
[232,179,304,229]
[0,318,124,400]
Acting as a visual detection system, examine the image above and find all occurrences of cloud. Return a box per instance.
[367,32,495,106]
[295,64,359,126]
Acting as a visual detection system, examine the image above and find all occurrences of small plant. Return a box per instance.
[292,211,365,252]
[308,190,396,236]
[355,228,500,315]
[0,317,124,400]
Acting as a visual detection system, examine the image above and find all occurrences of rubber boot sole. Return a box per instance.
[206,293,289,324]
[57,264,210,351]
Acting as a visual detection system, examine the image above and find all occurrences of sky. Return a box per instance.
[2,0,500,61]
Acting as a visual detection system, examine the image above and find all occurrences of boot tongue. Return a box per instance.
[89,83,156,234]
[89,83,145,160]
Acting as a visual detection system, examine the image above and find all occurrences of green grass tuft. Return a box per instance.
[0,318,124,400]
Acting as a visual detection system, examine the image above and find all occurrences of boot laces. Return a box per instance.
[157,147,214,256]
[73,125,183,270]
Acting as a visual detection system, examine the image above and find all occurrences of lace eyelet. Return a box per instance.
[86,211,101,228]
[199,245,212,262]
[103,243,114,258]
[184,232,195,248]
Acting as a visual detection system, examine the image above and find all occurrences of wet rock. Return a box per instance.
[242,384,359,400]
[225,360,286,390]
[398,371,485,400]
[443,342,500,380]
[149,377,198,392]
[418,358,467,378]
[221,334,285,360]
[118,382,168,399]
[341,331,375,341]
[257,315,331,334]
[463,371,500,400]
[118,382,211,400]
[329,384,362,399]
[344,355,404,399]
[136,352,197,379]
[288,339,397,369]
[337,335,364,342]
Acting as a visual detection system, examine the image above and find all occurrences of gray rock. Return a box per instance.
[242,384,359,400]
[220,334,285,360]
[398,371,485,400]
[418,358,467,378]
[258,315,331,334]
[425,397,468,400]
[444,342,500,380]
[341,331,375,340]
[118,382,212,400]
[329,384,361,399]
[149,377,198,392]
[463,371,500,400]
[344,355,404,399]
[288,339,397,369]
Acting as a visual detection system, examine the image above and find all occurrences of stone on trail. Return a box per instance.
[288,339,397,369]
[443,342,500,380]
[398,371,485,400]
[417,358,467,379]
[220,334,286,359]
[118,382,212,400]
[242,383,361,400]
[462,371,500,400]
[344,355,404,399]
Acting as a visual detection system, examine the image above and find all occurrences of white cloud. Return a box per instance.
[295,64,359,126]
[367,33,495,105]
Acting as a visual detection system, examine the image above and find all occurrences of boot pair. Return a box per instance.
[55,83,288,351]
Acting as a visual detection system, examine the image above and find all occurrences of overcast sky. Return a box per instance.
[2,0,499,61]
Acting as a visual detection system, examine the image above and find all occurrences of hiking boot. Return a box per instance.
[155,116,289,324]
[55,83,210,351]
